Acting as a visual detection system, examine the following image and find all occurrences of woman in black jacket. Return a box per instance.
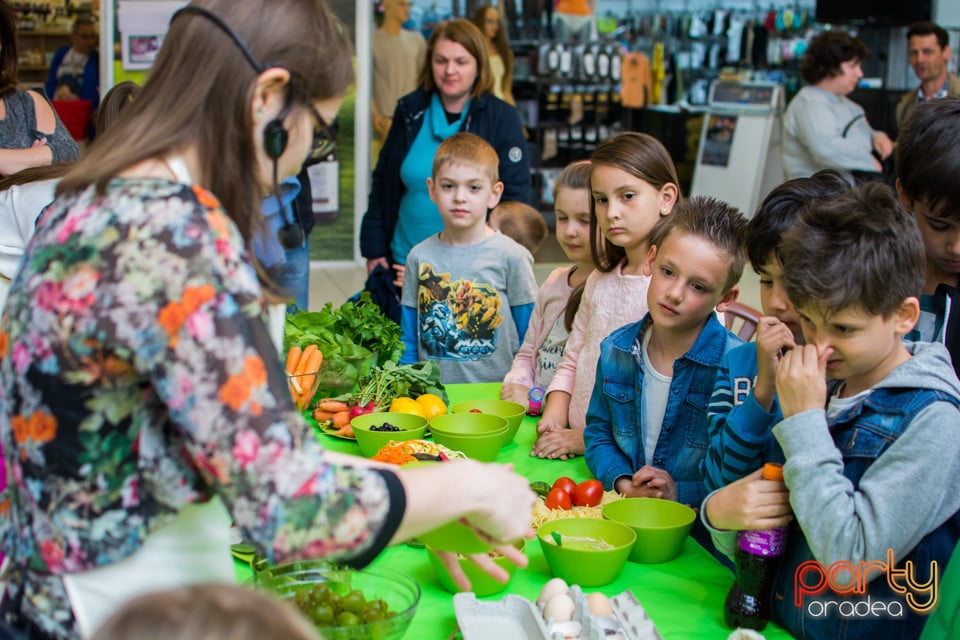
[360,18,531,296]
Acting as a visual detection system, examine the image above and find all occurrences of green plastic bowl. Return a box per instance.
[255,561,419,640]
[429,413,509,461]
[450,399,526,444]
[351,412,428,458]
[417,519,494,555]
[601,497,696,563]
[537,518,636,587]
[425,540,525,596]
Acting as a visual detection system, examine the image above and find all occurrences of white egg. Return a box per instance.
[586,592,613,617]
[542,592,576,623]
[536,577,569,606]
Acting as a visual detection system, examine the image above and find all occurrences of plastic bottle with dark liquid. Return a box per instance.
[724,462,786,630]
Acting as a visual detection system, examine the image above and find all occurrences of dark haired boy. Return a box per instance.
[584,196,746,529]
[716,182,960,639]
[896,96,960,378]
[701,170,854,497]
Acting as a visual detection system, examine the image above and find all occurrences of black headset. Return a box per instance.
[171,6,305,249]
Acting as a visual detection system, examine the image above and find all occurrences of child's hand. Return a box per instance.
[535,415,565,435]
[704,468,793,531]
[530,427,584,460]
[500,383,530,406]
[775,344,830,417]
[626,466,677,501]
[754,317,797,409]
[392,263,405,289]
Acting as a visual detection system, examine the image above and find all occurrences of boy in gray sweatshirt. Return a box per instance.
[706,182,960,639]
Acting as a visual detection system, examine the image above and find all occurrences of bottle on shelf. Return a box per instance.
[723,462,786,630]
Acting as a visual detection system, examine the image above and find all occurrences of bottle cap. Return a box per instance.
[762,462,784,481]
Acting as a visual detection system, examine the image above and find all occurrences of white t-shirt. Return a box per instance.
[641,327,672,466]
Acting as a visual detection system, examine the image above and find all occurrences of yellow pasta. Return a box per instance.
[531,490,623,528]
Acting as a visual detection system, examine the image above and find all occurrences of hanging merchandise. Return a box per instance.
[306,156,339,221]
[609,45,621,82]
[651,42,665,105]
[621,51,651,108]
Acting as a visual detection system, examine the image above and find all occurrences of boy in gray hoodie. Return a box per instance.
[707,182,960,639]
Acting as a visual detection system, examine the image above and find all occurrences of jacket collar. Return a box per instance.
[607,312,730,366]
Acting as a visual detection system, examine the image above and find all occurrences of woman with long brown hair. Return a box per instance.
[0,2,533,637]
[473,5,514,105]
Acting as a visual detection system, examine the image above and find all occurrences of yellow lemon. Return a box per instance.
[416,393,448,419]
[389,396,426,418]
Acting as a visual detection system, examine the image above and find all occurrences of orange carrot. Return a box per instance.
[336,423,354,438]
[285,345,302,375]
[294,344,318,376]
[317,400,350,413]
[312,408,336,423]
[298,349,325,392]
[331,410,351,429]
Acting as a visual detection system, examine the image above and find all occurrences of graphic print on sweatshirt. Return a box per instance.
[417,263,502,360]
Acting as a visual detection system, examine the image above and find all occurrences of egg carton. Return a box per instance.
[569,585,663,640]
[453,588,662,640]
[454,593,552,640]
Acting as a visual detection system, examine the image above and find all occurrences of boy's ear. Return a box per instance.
[895,296,921,336]
[895,179,914,211]
[714,286,740,313]
[426,177,437,205]
[487,180,504,210]
[642,244,657,276]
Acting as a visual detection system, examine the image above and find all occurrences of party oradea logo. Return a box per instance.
[794,549,938,619]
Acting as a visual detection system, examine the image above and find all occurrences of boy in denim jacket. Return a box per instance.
[712,183,960,639]
[583,196,746,517]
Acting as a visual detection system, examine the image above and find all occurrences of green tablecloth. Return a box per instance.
[239,382,794,639]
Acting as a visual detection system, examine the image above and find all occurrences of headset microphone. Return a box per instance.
[172,6,305,250]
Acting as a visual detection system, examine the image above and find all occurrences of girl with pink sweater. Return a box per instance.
[501,162,594,408]
[532,133,682,460]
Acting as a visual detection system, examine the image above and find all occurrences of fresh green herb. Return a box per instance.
[333,292,403,364]
[333,361,447,412]
[529,481,552,499]
[284,292,401,365]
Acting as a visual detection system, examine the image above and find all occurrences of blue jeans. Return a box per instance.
[271,244,310,312]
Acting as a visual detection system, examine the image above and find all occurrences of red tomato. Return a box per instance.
[551,476,576,496]
[572,480,604,507]
[545,487,573,510]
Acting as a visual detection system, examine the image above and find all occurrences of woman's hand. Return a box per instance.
[704,468,793,531]
[392,461,534,547]
[366,257,389,274]
[872,131,894,160]
[500,382,530,405]
[531,427,584,460]
[436,541,530,591]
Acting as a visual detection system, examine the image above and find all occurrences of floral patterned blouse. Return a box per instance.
[0,179,404,638]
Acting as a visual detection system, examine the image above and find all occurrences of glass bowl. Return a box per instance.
[256,561,419,639]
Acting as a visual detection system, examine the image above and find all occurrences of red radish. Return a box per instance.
[349,404,366,418]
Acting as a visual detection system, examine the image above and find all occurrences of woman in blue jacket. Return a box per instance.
[360,18,531,300]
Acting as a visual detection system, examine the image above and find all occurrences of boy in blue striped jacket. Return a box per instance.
[699,170,853,500]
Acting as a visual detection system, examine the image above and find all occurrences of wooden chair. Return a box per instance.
[724,301,762,341]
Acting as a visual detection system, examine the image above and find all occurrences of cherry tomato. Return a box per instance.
[572,479,604,507]
[551,476,576,496]
[469,408,483,413]
[545,487,573,510]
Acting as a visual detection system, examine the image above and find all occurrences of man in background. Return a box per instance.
[372,0,425,156]
[46,15,99,107]
[896,21,959,133]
